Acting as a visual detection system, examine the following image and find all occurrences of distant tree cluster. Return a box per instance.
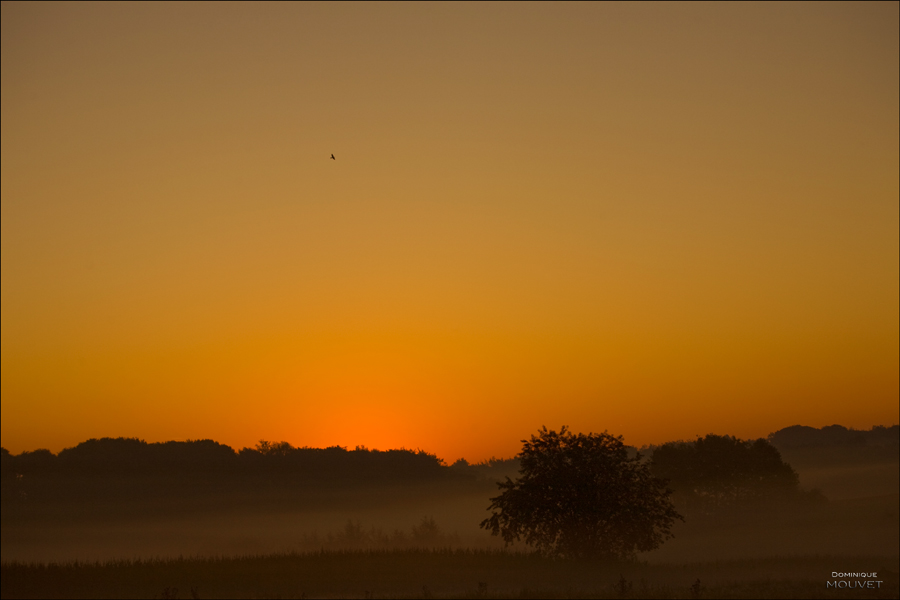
[1,437,446,478]
[767,425,899,467]
[650,434,801,514]
[239,440,450,482]
[0,438,459,506]
[1,438,238,476]
[768,424,898,448]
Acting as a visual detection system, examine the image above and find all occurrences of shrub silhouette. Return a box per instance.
[480,426,682,559]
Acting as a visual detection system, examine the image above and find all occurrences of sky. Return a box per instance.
[2,2,898,462]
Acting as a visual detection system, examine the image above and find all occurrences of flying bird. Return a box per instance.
[330,154,335,160]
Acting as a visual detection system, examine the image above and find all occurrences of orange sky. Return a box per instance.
[2,2,898,462]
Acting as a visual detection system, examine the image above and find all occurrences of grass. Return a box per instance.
[2,550,898,599]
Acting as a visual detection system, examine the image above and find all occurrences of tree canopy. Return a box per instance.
[480,426,682,560]
[650,434,800,514]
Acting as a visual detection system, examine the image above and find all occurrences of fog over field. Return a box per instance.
[2,425,896,564]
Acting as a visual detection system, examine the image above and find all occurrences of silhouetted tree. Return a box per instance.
[480,426,682,559]
[651,434,799,513]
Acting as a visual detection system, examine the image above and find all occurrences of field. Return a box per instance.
[3,551,899,599]
[2,489,897,598]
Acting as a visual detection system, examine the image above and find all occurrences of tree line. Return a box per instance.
[1,424,893,508]
[1,438,449,479]
[0,439,462,507]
